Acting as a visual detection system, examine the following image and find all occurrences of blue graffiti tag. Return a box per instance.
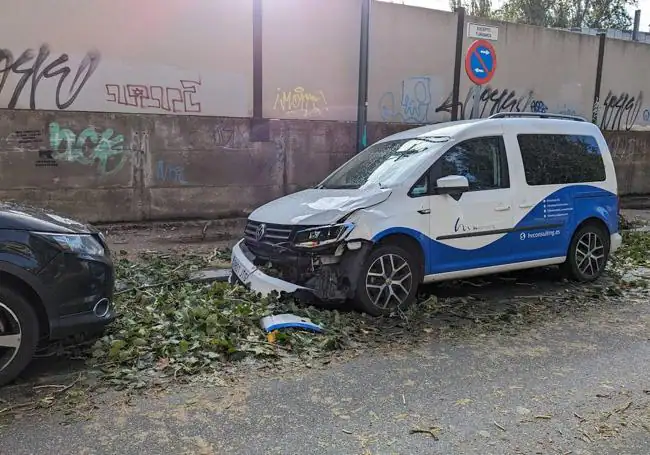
[156,160,188,184]
[530,100,548,113]
[379,77,433,123]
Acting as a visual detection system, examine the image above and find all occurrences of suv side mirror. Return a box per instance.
[435,175,469,194]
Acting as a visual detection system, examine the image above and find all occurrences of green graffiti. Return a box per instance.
[48,122,128,175]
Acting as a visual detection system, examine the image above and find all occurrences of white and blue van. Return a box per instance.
[231,113,622,315]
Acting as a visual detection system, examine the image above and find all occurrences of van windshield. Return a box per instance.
[318,137,448,190]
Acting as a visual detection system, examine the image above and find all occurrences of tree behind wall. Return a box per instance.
[496,0,637,29]
[450,0,637,29]
[449,0,494,18]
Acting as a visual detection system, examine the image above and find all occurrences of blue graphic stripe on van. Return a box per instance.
[372,185,618,275]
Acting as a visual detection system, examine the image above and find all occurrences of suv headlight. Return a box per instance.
[293,223,355,248]
[33,233,105,256]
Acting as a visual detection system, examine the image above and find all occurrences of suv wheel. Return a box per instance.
[354,244,421,316]
[562,223,610,282]
[0,286,39,387]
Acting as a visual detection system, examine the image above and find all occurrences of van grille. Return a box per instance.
[244,220,295,244]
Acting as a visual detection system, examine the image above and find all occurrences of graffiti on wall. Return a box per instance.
[0,44,100,110]
[379,77,437,123]
[105,80,202,113]
[48,122,127,175]
[273,87,328,117]
[435,85,535,120]
[213,122,249,149]
[530,100,548,113]
[599,91,643,131]
[156,160,187,184]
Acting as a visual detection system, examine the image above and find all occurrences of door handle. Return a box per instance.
[494,205,511,212]
[417,209,431,214]
[519,203,533,208]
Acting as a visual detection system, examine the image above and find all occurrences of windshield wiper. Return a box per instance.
[320,184,360,190]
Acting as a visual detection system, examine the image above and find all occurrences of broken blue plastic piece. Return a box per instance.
[260,314,324,333]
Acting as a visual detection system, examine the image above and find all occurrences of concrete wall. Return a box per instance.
[368,3,457,123]
[2,0,650,222]
[599,39,650,131]
[263,0,361,121]
[0,110,643,223]
[0,0,253,117]
[0,111,410,222]
[456,17,600,122]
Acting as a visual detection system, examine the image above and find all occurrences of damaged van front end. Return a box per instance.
[229,187,392,303]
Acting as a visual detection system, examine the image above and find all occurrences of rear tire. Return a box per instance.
[354,244,421,316]
[0,286,39,387]
[562,223,610,282]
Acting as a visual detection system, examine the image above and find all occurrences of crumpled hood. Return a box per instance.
[249,186,393,226]
[0,202,96,233]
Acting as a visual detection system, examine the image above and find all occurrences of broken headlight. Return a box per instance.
[293,223,354,248]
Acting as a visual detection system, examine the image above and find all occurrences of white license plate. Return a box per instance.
[231,255,252,283]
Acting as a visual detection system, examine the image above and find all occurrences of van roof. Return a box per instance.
[377,115,601,144]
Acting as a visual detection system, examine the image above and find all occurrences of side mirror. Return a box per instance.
[435,175,469,195]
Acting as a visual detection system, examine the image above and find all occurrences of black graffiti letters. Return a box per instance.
[600,91,642,131]
[0,44,100,110]
[435,85,533,120]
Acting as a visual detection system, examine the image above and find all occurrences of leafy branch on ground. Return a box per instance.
[2,229,649,422]
[89,227,650,390]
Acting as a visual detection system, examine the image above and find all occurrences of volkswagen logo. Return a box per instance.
[255,223,266,241]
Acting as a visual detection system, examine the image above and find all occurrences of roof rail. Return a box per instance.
[488,112,588,122]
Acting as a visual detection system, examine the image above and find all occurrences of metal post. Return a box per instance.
[471,85,481,119]
[250,0,269,142]
[633,10,641,41]
[356,0,371,153]
[451,7,465,121]
[592,32,606,125]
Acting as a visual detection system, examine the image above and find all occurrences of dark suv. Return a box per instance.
[0,203,115,386]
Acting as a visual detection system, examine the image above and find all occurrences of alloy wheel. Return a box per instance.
[0,302,22,373]
[575,231,605,278]
[365,253,413,310]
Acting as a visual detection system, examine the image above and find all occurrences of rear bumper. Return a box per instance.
[230,240,311,296]
[610,232,623,254]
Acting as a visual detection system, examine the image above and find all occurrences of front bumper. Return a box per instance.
[37,250,116,340]
[230,240,312,296]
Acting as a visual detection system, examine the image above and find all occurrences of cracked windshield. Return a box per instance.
[1,0,650,454]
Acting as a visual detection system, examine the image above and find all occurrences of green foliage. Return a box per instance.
[494,0,637,29]
[90,252,366,389]
[450,0,494,18]
[451,0,636,30]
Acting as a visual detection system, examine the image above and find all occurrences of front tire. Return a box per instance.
[562,223,610,282]
[0,286,39,387]
[354,244,421,316]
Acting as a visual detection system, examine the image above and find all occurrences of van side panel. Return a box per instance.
[370,184,616,275]
[510,185,617,263]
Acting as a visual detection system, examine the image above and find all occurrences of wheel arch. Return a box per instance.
[373,231,426,280]
[0,268,50,340]
[572,216,610,241]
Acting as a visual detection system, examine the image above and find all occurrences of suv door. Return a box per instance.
[420,136,515,274]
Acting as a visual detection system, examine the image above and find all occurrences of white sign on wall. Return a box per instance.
[467,22,499,41]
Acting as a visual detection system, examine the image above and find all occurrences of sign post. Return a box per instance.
[465,39,497,119]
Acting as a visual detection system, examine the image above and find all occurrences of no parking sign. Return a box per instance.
[465,39,497,85]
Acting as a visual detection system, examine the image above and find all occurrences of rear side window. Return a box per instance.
[517,134,606,186]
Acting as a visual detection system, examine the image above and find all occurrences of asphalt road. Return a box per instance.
[1,280,649,454]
